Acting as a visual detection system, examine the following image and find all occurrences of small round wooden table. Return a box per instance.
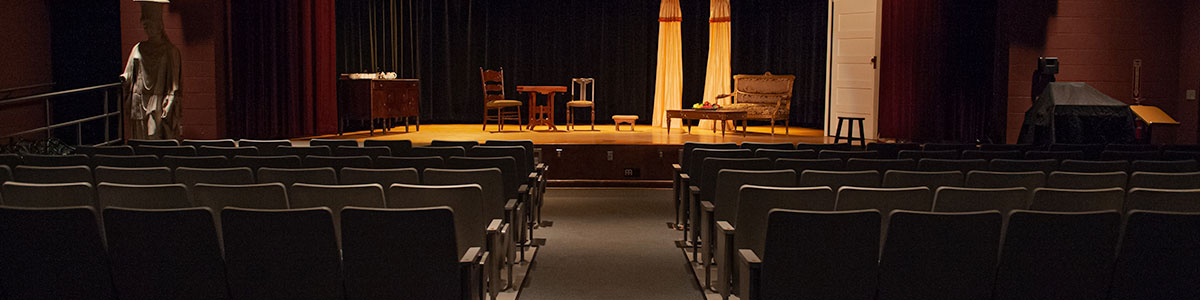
[517,85,568,131]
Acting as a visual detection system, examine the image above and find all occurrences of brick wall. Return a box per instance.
[119,1,226,139]
[0,1,51,138]
[1006,0,1186,144]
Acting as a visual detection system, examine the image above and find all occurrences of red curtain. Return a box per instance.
[228,0,337,139]
[879,0,1003,143]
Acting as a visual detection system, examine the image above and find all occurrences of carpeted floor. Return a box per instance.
[519,188,702,300]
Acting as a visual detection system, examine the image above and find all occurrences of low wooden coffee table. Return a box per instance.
[666,109,748,136]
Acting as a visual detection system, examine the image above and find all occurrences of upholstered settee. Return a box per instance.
[717,72,795,135]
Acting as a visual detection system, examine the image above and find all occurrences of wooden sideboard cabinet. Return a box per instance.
[337,78,420,135]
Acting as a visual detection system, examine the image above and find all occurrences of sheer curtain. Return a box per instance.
[698,0,732,129]
[652,0,683,128]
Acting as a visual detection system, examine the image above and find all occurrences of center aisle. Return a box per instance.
[519,188,702,300]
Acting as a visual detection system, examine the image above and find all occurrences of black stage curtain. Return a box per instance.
[338,0,827,126]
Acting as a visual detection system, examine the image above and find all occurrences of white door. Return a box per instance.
[825,0,880,139]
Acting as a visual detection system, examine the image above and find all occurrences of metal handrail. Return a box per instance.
[0,82,123,146]
[0,82,55,99]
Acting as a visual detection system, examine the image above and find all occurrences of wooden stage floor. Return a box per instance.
[299,124,842,145]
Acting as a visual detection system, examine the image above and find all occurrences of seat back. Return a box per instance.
[303,155,372,171]
[1049,143,1105,157]
[0,165,9,184]
[221,207,343,299]
[734,186,836,253]
[91,154,160,168]
[690,148,753,179]
[877,211,1002,300]
[992,210,1121,300]
[818,150,881,161]
[1124,188,1200,213]
[845,158,916,173]
[897,150,960,160]
[1,182,94,208]
[77,145,136,156]
[961,150,1023,160]
[1128,171,1200,189]
[335,146,392,158]
[712,169,796,224]
[484,140,536,170]
[341,207,464,300]
[196,146,258,158]
[1105,144,1159,152]
[866,142,921,159]
[174,167,255,188]
[988,159,1057,172]
[1046,171,1127,189]
[20,154,89,167]
[277,146,332,158]
[310,138,358,149]
[257,167,337,186]
[800,170,880,190]
[916,158,987,173]
[96,183,190,209]
[237,139,292,155]
[1130,160,1200,173]
[410,146,467,160]
[386,183,487,255]
[774,158,843,174]
[740,142,794,152]
[0,206,113,299]
[1025,150,1084,160]
[192,183,289,210]
[1030,187,1125,212]
[796,143,853,152]
[1110,211,1200,299]
[882,170,963,190]
[836,186,934,216]
[0,153,21,168]
[103,207,227,299]
[181,139,237,148]
[699,157,772,201]
[758,209,880,300]
[94,166,173,185]
[469,145,529,176]
[340,167,420,187]
[14,165,92,184]
[729,72,794,114]
[965,170,1045,190]
[374,156,444,174]
[162,155,232,169]
[979,144,1042,152]
[1058,159,1129,173]
[932,187,1029,214]
[134,145,197,157]
[682,142,739,170]
[423,168,507,220]
[289,183,386,213]
[753,149,816,161]
[431,140,479,149]
[364,139,413,156]
[922,143,976,152]
[1100,150,1161,161]
[232,155,303,170]
[127,139,180,147]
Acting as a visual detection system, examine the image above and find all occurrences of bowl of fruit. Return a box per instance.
[692,101,722,110]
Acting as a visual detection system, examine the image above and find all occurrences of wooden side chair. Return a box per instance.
[567,78,596,131]
[480,68,523,131]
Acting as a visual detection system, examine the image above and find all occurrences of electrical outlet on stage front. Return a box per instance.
[623,168,640,177]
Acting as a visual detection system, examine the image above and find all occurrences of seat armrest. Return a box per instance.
[518,184,530,195]
[528,172,538,182]
[738,249,762,300]
[536,163,546,172]
[460,246,483,264]
[487,219,503,232]
[679,173,691,182]
[689,185,701,198]
[717,221,734,233]
[716,93,733,99]
[701,200,715,212]
[504,199,518,211]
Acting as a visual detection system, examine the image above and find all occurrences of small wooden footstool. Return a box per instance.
[612,115,638,131]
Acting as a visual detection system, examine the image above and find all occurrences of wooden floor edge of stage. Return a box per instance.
[295,123,838,146]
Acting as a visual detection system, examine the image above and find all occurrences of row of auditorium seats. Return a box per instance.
[689,141,1200,160]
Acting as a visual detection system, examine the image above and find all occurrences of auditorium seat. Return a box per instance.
[362,139,415,156]
[411,146,467,160]
[91,154,160,168]
[897,150,959,160]
[1127,171,1200,189]
[221,207,344,299]
[1101,150,1161,161]
[257,167,337,187]
[1024,150,1084,161]
[0,153,21,168]
[340,167,420,187]
[866,142,921,159]
[309,138,359,149]
[127,139,179,147]
[773,158,843,175]
[966,171,1045,191]
[800,170,880,190]
[385,183,502,295]
[700,169,795,289]
[277,146,332,158]
[303,155,372,171]
[174,167,255,187]
[932,186,1028,215]
[681,142,739,174]
[1049,143,1105,159]
[1162,150,1200,161]
[1110,211,1200,300]
[676,144,740,228]
[424,168,511,225]
[483,140,544,205]
[739,142,794,152]
[374,156,444,174]
[468,146,534,202]
[192,183,289,210]
[1130,159,1199,173]
[988,159,1057,172]
[162,155,233,169]
[232,155,303,170]
[1124,188,1200,213]
[753,149,817,161]
[1105,144,1159,152]
[335,146,392,158]
[961,150,1023,160]
[14,165,93,184]
[737,209,879,300]
[134,145,197,157]
[1,182,94,208]
[181,139,237,148]
[447,157,522,201]
[1058,159,1128,173]
[0,165,10,184]
[992,210,1120,300]
[818,150,880,161]
[882,170,963,190]
[76,145,136,156]
[844,158,916,173]
[835,187,933,221]
[431,140,480,149]
[1029,187,1125,212]
[795,142,853,152]
[423,168,519,291]
[922,143,976,152]
[340,207,483,300]
[916,158,988,173]
[103,207,228,299]
[289,183,386,215]
[979,144,1043,152]
[877,211,1001,300]
[1048,171,1127,189]
[20,154,89,167]
[0,206,114,299]
[237,139,292,155]
[94,166,173,185]
[196,145,258,158]
[96,183,191,209]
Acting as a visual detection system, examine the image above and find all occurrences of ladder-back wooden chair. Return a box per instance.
[481,68,523,131]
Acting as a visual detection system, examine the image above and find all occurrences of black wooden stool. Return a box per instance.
[835,116,867,147]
